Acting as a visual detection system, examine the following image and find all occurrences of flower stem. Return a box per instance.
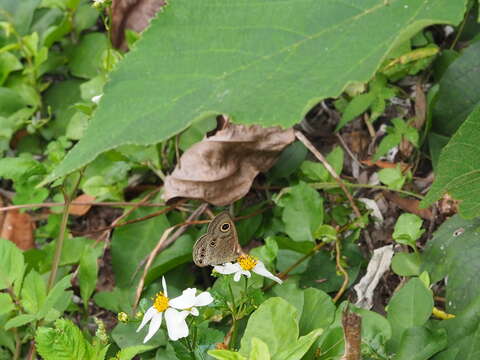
[227,282,238,350]
[47,173,82,291]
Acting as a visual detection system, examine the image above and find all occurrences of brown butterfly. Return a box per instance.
[193,211,242,267]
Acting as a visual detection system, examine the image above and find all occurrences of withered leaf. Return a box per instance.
[111,0,165,51]
[164,121,295,206]
[69,194,96,216]
[0,210,35,250]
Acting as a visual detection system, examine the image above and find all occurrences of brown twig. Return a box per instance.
[295,130,361,218]
[0,200,165,213]
[133,203,208,312]
[74,199,187,236]
[333,237,350,303]
[340,306,362,360]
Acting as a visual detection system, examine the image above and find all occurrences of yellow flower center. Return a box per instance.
[153,292,169,312]
[237,254,257,271]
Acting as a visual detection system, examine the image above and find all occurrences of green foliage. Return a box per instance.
[36,318,108,360]
[276,182,324,242]
[378,165,409,190]
[374,118,419,161]
[387,278,434,352]
[336,75,397,130]
[300,146,344,183]
[423,215,480,314]
[422,103,480,218]
[46,0,468,182]
[0,238,25,291]
[393,213,425,250]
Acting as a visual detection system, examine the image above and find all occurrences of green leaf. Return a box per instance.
[422,215,480,313]
[433,40,480,137]
[300,146,344,182]
[249,338,271,360]
[0,0,40,35]
[337,92,376,131]
[145,235,196,287]
[351,306,391,357]
[276,329,323,360]
[115,345,157,360]
[299,288,335,336]
[435,293,480,360]
[387,278,434,351]
[111,206,170,287]
[421,103,480,218]
[4,314,36,330]
[21,270,47,314]
[374,133,401,161]
[36,319,88,360]
[78,246,99,308]
[277,182,323,242]
[268,141,308,180]
[0,238,25,291]
[393,326,447,360]
[300,243,363,293]
[38,275,72,320]
[378,166,406,190]
[239,297,321,359]
[46,0,468,183]
[208,350,247,360]
[68,32,108,79]
[0,294,14,316]
[392,213,424,249]
[391,252,421,276]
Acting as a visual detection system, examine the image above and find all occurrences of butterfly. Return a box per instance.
[193,211,242,267]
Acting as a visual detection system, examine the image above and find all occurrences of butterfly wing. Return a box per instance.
[193,211,241,267]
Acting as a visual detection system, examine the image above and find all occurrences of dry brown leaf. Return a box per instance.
[437,193,459,217]
[384,192,433,220]
[69,194,96,216]
[0,210,35,250]
[164,120,295,206]
[111,0,165,51]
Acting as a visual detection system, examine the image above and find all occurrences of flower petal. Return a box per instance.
[253,261,283,284]
[169,288,197,309]
[137,307,157,332]
[165,308,189,341]
[194,292,214,306]
[162,276,168,297]
[214,262,242,275]
[143,312,162,343]
[189,307,199,316]
[233,271,242,282]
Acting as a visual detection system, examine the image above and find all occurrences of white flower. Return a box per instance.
[214,255,283,284]
[136,277,213,342]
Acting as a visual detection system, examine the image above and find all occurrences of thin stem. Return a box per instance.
[295,130,361,218]
[13,328,21,360]
[333,238,349,303]
[227,282,238,350]
[47,174,82,291]
[310,182,423,200]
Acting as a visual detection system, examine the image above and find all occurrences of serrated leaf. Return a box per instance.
[46,0,468,183]
[21,270,47,315]
[421,103,480,218]
[37,275,72,320]
[0,294,14,316]
[36,319,87,360]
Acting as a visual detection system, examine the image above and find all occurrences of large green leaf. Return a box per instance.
[422,215,480,314]
[387,278,434,352]
[46,0,467,182]
[432,41,480,137]
[422,104,480,218]
[111,207,170,287]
